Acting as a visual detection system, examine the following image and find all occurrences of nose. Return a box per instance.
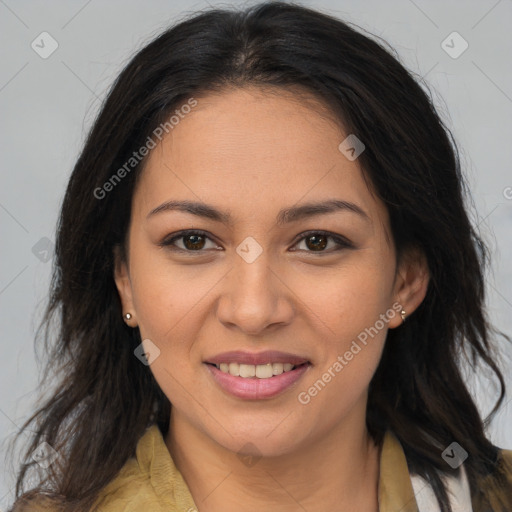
[216,250,295,336]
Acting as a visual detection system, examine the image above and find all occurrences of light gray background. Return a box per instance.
[1,0,511,508]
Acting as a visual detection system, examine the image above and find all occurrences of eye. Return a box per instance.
[158,230,221,252]
[291,230,353,253]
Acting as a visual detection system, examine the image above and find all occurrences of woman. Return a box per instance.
[9,2,512,511]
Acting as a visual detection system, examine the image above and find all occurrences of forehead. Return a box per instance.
[133,86,389,233]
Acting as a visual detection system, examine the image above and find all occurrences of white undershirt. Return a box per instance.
[410,465,473,512]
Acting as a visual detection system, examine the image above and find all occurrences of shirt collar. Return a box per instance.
[136,424,198,511]
[378,430,419,511]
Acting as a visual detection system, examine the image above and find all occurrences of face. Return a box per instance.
[114,86,428,457]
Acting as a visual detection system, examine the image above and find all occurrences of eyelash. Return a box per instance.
[158,229,353,254]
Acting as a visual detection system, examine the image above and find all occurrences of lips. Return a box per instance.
[204,350,311,399]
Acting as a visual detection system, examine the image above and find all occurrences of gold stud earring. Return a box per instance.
[123,312,132,322]
[400,309,407,323]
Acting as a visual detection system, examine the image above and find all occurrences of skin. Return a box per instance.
[114,86,429,512]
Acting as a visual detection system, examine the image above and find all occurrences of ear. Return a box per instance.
[388,245,430,329]
[113,244,137,327]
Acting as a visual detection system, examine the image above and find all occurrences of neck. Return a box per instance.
[165,409,381,512]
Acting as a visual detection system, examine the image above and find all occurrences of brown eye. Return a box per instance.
[183,233,206,250]
[304,234,328,251]
[293,231,353,253]
[159,230,220,252]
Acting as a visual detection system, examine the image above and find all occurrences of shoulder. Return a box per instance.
[92,424,198,511]
[495,447,512,488]
[91,428,172,512]
[500,448,512,468]
[9,495,63,512]
[472,447,512,512]
[491,447,512,487]
[10,426,182,512]
[91,464,167,511]
[9,466,169,512]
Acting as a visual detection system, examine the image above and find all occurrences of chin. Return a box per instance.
[210,424,305,459]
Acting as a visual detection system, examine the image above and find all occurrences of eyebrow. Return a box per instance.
[146,199,371,226]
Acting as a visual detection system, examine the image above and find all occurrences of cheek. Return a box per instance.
[297,254,394,345]
[128,256,203,405]
[128,246,211,341]
[296,266,390,417]
[127,246,226,399]
[293,253,392,405]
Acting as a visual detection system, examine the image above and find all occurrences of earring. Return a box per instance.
[400,309,407,323]
[123,312,132,322]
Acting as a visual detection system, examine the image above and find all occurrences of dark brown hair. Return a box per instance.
[9,2,512,511]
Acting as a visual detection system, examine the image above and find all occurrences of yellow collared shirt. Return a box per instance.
[19,425,512,511]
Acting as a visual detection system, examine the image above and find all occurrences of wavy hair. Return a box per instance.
[9,2,511,511]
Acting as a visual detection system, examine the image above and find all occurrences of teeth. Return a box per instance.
[272,363,284,375]
[239,364,256,378]
[215,362,299,379]
[256,364,273,378]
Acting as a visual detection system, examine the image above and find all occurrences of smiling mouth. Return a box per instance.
[206,362,310,379]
